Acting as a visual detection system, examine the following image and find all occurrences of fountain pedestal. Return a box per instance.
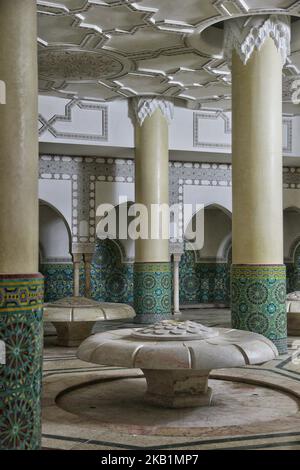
[287,292,300,336]
[78,320,278,408]
[44,296,136,347]
[143,369,212,408]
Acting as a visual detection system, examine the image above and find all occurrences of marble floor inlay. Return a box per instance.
[42,309,300,450]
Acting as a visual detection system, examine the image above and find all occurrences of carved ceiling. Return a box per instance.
[37,0,300,111]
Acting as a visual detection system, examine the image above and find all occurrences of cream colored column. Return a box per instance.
[0,0,38,274]
[232,38,283,264]
[132,98,174,323]
[0,1,43,450]
[224,15,290,353]
[73,253,82,297]
[134,106,170,262]
[173,253,182,314]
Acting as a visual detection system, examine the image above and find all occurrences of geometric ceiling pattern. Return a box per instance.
[37,0,300,111]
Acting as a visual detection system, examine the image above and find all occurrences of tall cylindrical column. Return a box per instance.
[132,98,173,323]
[173,254,182,314]
[224,15,290,353]
[0,1,43,449]
[73,254,82,297]
[84,253,93,297]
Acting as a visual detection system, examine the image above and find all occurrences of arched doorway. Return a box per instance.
[180,204,232,306]
[91,239,133,304]
[284,206,300,293]
[39,200,73,301]
[91,201,135,304]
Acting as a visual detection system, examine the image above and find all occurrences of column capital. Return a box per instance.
[173,253,182,263]
[224,14,290,66]
[131,97,174,127]
[72,253,82,264]
[72,242,95,254]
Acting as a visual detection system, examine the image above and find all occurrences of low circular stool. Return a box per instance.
[286,292,300,336]
[77,320,278,408]
[44,296,135,347]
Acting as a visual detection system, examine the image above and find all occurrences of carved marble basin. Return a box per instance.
[77,320,278,408]
[286,292,300,335]
[44,296,135,347]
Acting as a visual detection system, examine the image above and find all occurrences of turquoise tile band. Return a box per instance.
[134,262,172,324]
[231,265,287,354]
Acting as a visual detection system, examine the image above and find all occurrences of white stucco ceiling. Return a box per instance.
[37,0,300,112]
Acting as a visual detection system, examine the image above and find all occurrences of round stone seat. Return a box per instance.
[44,296,136,347]
[286,291,300,336]
[77,320,278,408]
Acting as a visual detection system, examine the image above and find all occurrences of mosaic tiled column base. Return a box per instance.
[0,274,44,450]
[231,265,287,354]
[134,262,172,324]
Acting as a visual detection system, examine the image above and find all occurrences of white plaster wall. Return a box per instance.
[169,106,195,152]
[96,181,134,208]
[39,96,134,148]
[39,179,72,232]
[189,110,231,153]
[108,100,134,148]
[283,188,300,211]
[291,115,300,157]
[200,209,232,261]
[115,203,135,261]
[38,96,300,157]
[96,181,135,259]
[183,184,232,228]
[39,205,71,260]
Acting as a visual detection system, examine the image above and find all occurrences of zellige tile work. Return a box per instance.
[231,265,287,354]
[134,262,172,323]
[179,250,231,305]
[0,275,44,450]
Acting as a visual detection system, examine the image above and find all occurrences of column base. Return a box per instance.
[0,274,44,450]
[231,265,287,354]
[134,262,172,324]
[142,369,212,408]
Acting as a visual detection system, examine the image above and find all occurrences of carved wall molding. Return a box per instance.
[194,110,293,153]
[193,111,231,149]
[39,99,108,141]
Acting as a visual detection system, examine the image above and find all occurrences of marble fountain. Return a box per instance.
[286,292,300,336]
[77,319,278,408]
[44,296,136,347]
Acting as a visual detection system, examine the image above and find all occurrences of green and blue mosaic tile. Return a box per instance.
[231,264,287,354]
[134,262,172,323]
[0,275,44,450]
[179,250,231,305]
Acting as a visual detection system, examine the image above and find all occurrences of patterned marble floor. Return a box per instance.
[42,309,300,450]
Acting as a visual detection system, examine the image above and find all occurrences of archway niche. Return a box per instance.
[284,206,300,292]
[180,204,232,307]
[39,200,73,302]
[91,201,135,304]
